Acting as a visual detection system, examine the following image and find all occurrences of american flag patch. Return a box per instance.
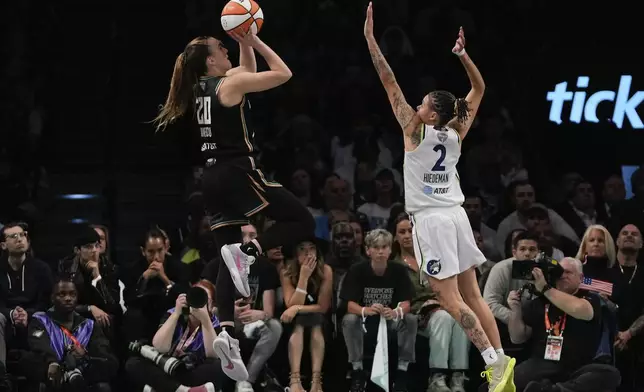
[579,277,613,296]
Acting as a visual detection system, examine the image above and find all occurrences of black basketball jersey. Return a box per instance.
[193,76,258,162]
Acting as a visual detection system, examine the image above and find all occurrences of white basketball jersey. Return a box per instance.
[404,125,464,212]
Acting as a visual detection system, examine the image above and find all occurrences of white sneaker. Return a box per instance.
[235,381,254,392]
[221,243,255,297]
[243,320,265,339]
[213,330,249,381]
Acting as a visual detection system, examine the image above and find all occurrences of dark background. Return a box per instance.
[1,0,643,261]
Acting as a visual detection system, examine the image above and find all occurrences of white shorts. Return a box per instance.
[410,205,486,280]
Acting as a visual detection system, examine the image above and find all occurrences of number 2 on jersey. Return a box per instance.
[431,144,446,171]
[196,96,211,125]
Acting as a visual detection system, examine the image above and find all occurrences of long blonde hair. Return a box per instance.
[575,224,616,268]
[152,37,212,132]
[283,248,326,294]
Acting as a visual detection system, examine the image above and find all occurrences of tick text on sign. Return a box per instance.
[546,75,644,129]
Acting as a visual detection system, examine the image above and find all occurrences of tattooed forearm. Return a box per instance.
[629,314,644,336]
[367,38,395,85]
[367,38,416,131]
[458,308,491,351]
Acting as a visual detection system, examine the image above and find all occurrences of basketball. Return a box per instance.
[221,0,264,36]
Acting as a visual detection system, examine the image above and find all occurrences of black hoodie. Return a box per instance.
[0,255,54,321]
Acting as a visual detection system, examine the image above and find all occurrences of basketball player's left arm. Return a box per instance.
[447,28,485,140]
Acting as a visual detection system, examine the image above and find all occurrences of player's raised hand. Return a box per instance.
[229,29,257,47]
[364,2,374,39]
[451,26,466,55]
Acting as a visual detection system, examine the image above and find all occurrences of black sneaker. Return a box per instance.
[393,370,407,392]
[349,370,367,392]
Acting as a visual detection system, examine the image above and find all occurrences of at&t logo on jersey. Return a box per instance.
[423,186,450,195]
[201,143,217,151]
[546,75,644,129]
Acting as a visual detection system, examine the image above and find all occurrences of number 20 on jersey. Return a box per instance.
[196,96,211,125]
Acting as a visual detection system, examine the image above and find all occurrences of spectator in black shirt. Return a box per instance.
[0,222,53,378]
[341,229,417,392]
[123,228,184,342]
[202,223,283,392]
[58,227,121,336]
[507,257,620,392]
[28,278,118,391]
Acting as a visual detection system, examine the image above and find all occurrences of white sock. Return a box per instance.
[352,361,363,370]
[398,361,409,371]
[496,348,505,357]
[481,347,499,366]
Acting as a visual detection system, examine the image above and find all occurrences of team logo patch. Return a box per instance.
[423,186,433,195]
[426,259,442,276]
[32,329,44,338]
[437,132,448,143]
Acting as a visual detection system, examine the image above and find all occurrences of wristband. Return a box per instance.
[361,307,368,333]
[296,287,307,295]
[454,48,466,57]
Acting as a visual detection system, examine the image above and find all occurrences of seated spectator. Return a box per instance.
[611,224,644,392]
[123,228,184,342]
[464,193,501,261]
[280,237,333,392]
[555,179,607,239]
[58,227,121,338]
[357,168,401,230]
[495,181,578,256]
[524,206,578,258]
[575,224,618,283]
[341,229,417,392]
[507,257,621,392]
[484,231,540,326]
[390,213,469,392]
[0,222,53,382]
[125,280,220,392]
[28,277,118,391]
[325,221,361,315]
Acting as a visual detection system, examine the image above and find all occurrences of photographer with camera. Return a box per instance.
[125,280,220,392]
[484,231,540,326]
[507,257,621,392]
[27,277,118,392]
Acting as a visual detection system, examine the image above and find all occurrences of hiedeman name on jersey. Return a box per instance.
[423,173,449,184]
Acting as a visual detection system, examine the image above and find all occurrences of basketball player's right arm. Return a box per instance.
[364,2,420,143]
[218,36,292,107]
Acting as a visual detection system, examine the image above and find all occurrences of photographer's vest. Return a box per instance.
[32,312,94,361]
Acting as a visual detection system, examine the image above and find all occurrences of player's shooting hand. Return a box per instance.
[229,30,257,47]
[451,26,466,55]
[364,2,374,39]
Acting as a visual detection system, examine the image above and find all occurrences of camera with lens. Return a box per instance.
[129,341,185,375]
[61,349,86,389]
[511,252,564,285]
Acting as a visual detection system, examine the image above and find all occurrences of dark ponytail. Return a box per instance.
[454,97,471,125]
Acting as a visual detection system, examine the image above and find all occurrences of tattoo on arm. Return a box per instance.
[409,127,421,147]
[368,40,415,130]
[629,314,644,335]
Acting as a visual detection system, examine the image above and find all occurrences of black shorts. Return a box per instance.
[201,156,283,230]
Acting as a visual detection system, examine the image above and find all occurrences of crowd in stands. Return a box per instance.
[1,168,644,392]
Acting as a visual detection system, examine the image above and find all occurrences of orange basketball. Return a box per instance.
[221,0,264,36]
